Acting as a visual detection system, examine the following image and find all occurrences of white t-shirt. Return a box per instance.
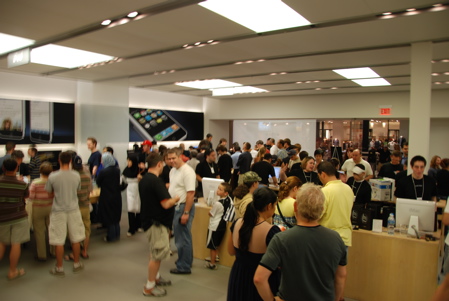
[445,202,449,245]
[341,158,373,178]
[209,201,224,231]
[168,163,196,204]
[250,149,258,165]
[270,145,279,156]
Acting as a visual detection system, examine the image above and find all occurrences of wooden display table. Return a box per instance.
[90,188,100,204]
[191,198,235,267]
[345,229,441,301]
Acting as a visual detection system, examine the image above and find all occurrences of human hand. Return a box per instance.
[180,214,189,225]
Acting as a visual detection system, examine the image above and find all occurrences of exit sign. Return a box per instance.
[380,108,391,115]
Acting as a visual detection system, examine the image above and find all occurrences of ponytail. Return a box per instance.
[277,176,302,202]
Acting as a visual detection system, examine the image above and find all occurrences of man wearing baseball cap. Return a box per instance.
[233,171,261,220]
[138,140,153,170]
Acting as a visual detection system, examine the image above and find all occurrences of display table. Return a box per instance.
[90,188,100,204]
[191,199,235,267]
[345,229,441,301]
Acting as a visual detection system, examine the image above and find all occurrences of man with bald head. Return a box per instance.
[341,149,373,180]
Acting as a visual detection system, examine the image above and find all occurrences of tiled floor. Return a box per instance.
[0,213,357,301]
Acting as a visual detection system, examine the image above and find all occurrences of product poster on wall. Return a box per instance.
[129,107,204,142]
[0,98,75,144]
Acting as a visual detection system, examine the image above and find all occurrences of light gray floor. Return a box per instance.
[0,213,357,301]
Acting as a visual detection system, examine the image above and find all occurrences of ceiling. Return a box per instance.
[1,0,449,99]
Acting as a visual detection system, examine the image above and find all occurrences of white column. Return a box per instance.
[408,42,432,173]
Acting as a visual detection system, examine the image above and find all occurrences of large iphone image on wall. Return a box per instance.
[129,108,187,142]
[30,101,53,143]
[0,98,25,140]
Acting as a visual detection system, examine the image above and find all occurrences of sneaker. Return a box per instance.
[143,285,167,297]
[49,267,65,277]
[156,276,172,286]
[205,255,220,262]
[204,262,218,270]
[126,232,133,237]
[137,228,144,233]
[73,262,84,273]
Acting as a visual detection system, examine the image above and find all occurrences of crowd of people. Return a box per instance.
[1,133,448,300]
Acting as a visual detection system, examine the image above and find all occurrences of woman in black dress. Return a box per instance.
[97,152,122,242]
[227,187,280,301]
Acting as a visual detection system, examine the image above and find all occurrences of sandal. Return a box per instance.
[81,253,89,259]
[7,268,26,280]
[64,254,75,261]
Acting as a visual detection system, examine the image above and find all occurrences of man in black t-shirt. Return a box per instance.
[251,153,278,186]
[216,145,232,183]
[346,164,371,205]
[237,142,253,183]
[139,153,180,297]
[195,149,219,197]
[395,155,437,201]
[378,150,403,179]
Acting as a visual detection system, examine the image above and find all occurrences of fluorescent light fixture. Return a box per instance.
[0,33,35,55]
[176,79,242,89]
[199,0,311,33]
[101,19,111,26]
[333,67,381,79]
[352,78,391,87]
[127,11,138,18]
[30,44,115,68]
[211,86,267,96]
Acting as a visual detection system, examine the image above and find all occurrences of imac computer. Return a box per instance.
[395,198,436,232]
[202,177,224,206]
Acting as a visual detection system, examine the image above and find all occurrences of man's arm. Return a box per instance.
[160,196,181,209]
[334,265,347,301]
[254,265,282,301]
[180,191,195,225]
[196,174,202,183]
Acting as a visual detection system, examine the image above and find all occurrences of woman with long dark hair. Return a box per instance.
[227,187,280,301]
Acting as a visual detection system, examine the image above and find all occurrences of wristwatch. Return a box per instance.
[183,211,189,215]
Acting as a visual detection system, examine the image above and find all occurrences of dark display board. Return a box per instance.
[0,98,75,144]
[129,107,204,142]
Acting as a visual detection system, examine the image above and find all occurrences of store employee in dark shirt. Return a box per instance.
[395,155,437,201]
[195,149,219,196]
[251,153,278,186]
[378,150,403,179]
[346,164,372,205]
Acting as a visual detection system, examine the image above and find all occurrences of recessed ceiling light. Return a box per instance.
[352,78,391,87]
[30,44,115,68]
[194,42,201,46]
[431,73,440,76]
[435,82,442,84]
[444,72,449,75]
[207,40,214,43]
[270,73,277,75]
[235,62,243,64]
[382,12,392,15]
[169,70,175,73]
[333,67,380,79]
[280,72,287,75]
[182,44,189,48]
[127,11,138,18]
[246,60,254,63]
[446,81,449,84]
[296,81,303,84]
[176,79,242,89]
[101,19,111,26]
[313,80,320,83]
[315,88,322,90]
[331,87,338,89]
[406,8,416,12]
[257,59,266,62]
[442,59,449,63]
[0,33,35,55]
[433,3,443,7]
[199,0,311,33]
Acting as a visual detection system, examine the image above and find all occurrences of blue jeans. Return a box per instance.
[173,203,195,272]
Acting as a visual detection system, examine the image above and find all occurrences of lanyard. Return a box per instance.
[302,170,312,183]
[412,177,424,200]
[352,181,362,197]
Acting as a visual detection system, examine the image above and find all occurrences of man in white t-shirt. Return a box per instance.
[167,148,196,274]
[341,149,373,180]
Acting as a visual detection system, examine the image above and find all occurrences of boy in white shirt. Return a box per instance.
[205,183,233,270]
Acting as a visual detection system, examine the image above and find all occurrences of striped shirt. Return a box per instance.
[29,156,42,181]
[0,175,29,225]
[77,169,92,208]
[29,178,54,207]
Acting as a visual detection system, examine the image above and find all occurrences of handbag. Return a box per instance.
[276,202,294,228]
[119,175,128,191]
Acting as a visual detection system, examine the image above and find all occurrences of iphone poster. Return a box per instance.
[0,98,75,144]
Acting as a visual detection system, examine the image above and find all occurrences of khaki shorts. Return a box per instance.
[49,210,86,245]
[0,219,30,244]
[79,206,91,239]
[146,224,170,261]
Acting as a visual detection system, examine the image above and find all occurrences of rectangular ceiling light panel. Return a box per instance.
[30,44,114,68]
[199,0,311,33]
[211,86,268,96]
[176,79,242,89]
[333,67,381,79]
[0,33,35,55]
[352,78,391,87]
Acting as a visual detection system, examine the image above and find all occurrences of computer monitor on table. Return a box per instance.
[395,198,436,232]
[202,177,224,206]
[269,166,281,184]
